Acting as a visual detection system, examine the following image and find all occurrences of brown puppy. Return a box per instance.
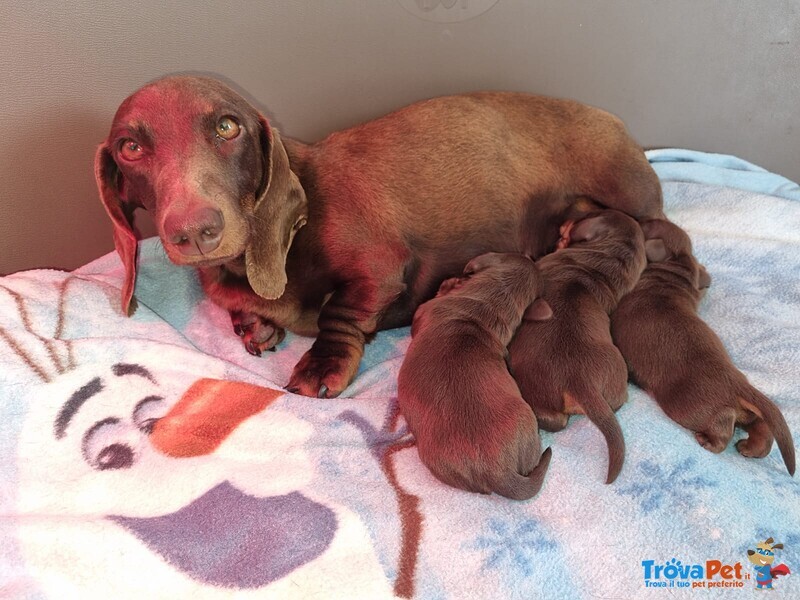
[96,75,664,398]
[508,210,647,483]
[610,220,796,475]
[398,252,553,500]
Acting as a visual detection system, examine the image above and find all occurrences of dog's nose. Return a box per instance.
[164,207,224,256]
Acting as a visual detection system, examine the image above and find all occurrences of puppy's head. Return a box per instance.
[640,219,711,293]
[96,75,307,314]
[462,252,535,278]
[458,252,551,319]
[566,209,641,246]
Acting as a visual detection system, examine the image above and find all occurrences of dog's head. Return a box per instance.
[747,538,783,566]
[96,75,308,315]
[640,219,712,293]
[564,209,640,246]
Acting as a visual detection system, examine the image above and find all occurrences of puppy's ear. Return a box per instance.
[773,543,784,550]
[245,118,308,300]
[569,215,606,244]
[747,550,755,556]
[95,143,139,316]
[644,239,669,262]
[523,298,553,321]
[463,252,501,276]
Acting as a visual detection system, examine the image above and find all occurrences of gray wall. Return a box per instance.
[1,1,798,274]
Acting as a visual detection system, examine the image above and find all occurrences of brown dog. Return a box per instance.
[610,219,796,475]
[397,252,553,500]
[508,210,647,483]
[96,75,663,397]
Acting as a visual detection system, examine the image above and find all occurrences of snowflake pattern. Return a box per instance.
[466,517,558,578]
[616,457,717,514]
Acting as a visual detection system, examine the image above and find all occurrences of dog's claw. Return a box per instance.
[230,310,285,356]
[286,348,359,398]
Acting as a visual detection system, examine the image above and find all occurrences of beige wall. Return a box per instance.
[1,1,798,274]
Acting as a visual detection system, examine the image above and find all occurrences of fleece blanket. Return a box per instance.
[1,149,799,599]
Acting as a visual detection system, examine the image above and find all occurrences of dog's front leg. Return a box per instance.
[286,273,405,398]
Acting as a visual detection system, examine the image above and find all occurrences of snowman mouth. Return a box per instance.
[110,481,337,589]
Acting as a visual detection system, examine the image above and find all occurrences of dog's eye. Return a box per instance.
[119,139,144,161]
[216,116,241,140]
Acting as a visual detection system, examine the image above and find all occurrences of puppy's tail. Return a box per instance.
[567,389,626,483]
[492,447,553,501]
[739,385,796,476]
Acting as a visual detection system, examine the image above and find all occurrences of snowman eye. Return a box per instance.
[132,395,165,434]
[82,417,140,471]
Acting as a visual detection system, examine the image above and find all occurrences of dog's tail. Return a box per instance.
[566,388,626,483]
[739,384,796,476]
[492,447,553,501]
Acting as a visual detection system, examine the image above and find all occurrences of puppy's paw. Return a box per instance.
[285,344,360,398]
[695,431,727,453]
[735,437,771,459]
[533,408,569,432]
[230,311,285,356]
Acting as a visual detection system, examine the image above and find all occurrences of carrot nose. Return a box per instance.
[150,379,283,457]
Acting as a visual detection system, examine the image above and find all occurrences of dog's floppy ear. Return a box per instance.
[95,143,139,316]
[245,118,308,300]
[569,214,607,244]
[644,238,670,262]
[523,298,553,321]
[463,252,502,276]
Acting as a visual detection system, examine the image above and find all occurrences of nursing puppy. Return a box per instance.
[611,220,796,475]
[398,252,553,500]
[509,210,647,483]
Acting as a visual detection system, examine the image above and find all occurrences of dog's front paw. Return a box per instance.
[285,344,361,398]
[230,311,285,356]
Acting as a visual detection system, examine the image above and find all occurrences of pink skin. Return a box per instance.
[556,220,576,250]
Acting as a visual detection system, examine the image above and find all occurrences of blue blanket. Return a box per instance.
[1,149,798,598]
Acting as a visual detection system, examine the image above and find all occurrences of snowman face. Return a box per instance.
[16,352,314,518]
[5,273,392,598]
[12,350,384,597]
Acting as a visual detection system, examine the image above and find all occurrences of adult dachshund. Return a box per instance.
[96,75,663,397]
